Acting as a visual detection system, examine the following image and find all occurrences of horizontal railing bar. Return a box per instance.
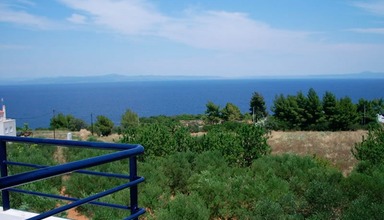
[0,136,141,151]
[0,136,146,219]
[9,188,130,210]
[124,208,146,220]
[0,146,144,190]
[6,161,131,179]
[27,177,145,220]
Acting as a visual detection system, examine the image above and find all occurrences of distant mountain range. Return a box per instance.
[1,72,383,85]
[308,71,384,79]
[0,74,223,85]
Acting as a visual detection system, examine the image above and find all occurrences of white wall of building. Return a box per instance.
[0,119,16,136]
[0,104,16,137]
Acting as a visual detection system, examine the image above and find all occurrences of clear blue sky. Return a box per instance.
[1,0,384,79]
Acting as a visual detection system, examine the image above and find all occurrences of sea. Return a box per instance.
[0,79,383,129]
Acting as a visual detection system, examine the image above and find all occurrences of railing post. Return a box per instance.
[129,156,139,219]
[0,140,10,210]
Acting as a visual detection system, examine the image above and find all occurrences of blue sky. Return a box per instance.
[1,0,384,79]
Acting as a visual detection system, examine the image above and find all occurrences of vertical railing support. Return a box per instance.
[129,156,138,219]
[0,140,10,210]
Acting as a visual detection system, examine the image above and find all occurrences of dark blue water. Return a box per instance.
[0,79,383,128]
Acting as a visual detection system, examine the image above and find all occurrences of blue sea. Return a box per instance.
[0,79,383,129]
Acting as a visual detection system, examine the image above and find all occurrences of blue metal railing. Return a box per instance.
[0,135,145,220]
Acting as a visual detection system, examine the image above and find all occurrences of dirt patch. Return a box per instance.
[78,129,91,141]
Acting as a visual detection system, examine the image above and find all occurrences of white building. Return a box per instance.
[0,104,16,136]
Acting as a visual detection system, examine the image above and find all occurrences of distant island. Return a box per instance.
[0,74,223,85]
[1,72,383,85]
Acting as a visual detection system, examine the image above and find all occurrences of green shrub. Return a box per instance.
[155,193,210,220]
[352,126,384,165]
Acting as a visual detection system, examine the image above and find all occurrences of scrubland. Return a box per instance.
[34,129,366,175]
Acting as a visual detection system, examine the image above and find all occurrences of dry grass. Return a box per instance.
[268,130,367,175]
[33,129,122,142]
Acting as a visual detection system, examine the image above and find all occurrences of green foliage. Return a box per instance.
[221,102,242,121]
[139,115,176,125]
[356,98,384,128]
[238,124,271,166]
[94,115,114,136]
[162,152,193,194]
[322,91,338,130]
[304,88,326,130]
[205,101,221,124]
[6,143,62,213]
[352,126,384,165]
[12,130,384,220]
[342,164,384,219]
[249,92,268,122]
[121,122,196,158]
[11,89,384,219]
[120,109,139,131]
[50,113,88,131]
[199,124,270,167]
[155,193,210,220]
[271,89,373,131]
[333,97,359,130]
[272,94,303,130]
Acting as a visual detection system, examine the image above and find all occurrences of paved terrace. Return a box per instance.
[0,207,67,220]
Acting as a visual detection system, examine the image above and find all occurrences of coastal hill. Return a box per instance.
[1,72,383,85]
[0,74,222,85]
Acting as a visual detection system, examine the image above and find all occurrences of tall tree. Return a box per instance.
[295,91,308,129]
[95,115,114,136]
[222,102,242,121]
[249,92,267,122]
[50,113,68,130]
[121,109,139,130]
[271,94,302,130]
[333,97,359,130]
[304,88,325,130]
[322,91,338,130]
[205,101,221,124]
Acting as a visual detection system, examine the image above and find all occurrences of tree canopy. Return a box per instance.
[94,115,114,136]
[249,92,267,122]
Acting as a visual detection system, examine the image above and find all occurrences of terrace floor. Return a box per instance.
[0,207,67,220]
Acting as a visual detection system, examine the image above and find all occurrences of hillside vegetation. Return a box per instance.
[8,87,383,219]
[10,126,384,219]
[34,129,364,175]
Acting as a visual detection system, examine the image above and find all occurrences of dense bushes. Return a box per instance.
[5,121,384,219]
[4,143,62,214]
[352,126,384,165]
[121,122,270,167]
[138,150,384,219]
